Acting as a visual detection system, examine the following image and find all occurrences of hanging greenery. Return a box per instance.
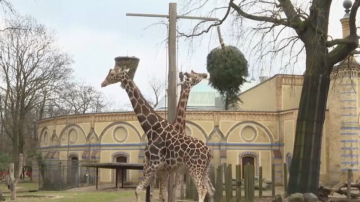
[206,45,249,109]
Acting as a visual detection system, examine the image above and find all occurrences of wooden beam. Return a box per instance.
[96,167,98,190]
[167,3,177,202]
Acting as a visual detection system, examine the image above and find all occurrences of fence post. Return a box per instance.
[272,164,275,197]
[185,172,190,199]
[215,165,223,202]
[249,164,255,202]
[59,162,62,190]
[244,164,248,201]
[210,166,216,190]
[236,165,241,202]
[283,163,288,194]
[226,164,233,200]
[347,169,352,202]
[259,166,263,198]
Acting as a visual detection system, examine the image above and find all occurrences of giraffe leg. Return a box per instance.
[135,171,155,202]
[176,173,184,199]
[158,172,169,202]
[188,170,207,202]
[204,167,215,202]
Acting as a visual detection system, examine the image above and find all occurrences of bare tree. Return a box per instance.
[179,0,360,194]
[48,81,108,116]
[0,15,73,172]
[146,75,166,108]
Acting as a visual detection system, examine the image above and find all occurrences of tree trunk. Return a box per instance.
[287,73,330,194]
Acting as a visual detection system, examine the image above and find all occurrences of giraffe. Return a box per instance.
[101,61,215,202]
[147,70,210,201]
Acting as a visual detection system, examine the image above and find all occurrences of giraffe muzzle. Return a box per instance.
[101,80,109,87]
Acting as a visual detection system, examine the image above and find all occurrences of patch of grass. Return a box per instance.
[0,182,39,193]
[3,190,134,202]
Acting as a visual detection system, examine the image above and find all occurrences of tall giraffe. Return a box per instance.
[101,59,215,202]
[151,70,209,201]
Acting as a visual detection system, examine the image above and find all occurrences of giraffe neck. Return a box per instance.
[172,83,191,134]
[121,73,164,132]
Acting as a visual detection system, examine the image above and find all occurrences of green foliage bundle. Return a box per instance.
[207,45,249,109]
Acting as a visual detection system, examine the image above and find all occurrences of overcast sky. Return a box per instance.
[2,0,349,110]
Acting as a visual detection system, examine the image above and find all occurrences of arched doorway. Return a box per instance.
[242,156,255,178]
[68,155,79,187]
[115,156,127,187]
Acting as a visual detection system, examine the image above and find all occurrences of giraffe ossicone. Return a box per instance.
[101,58,214,202]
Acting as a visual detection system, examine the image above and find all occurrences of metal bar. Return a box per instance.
[177,15,219,21]
[126,13,169,18]
[126,13,219,21]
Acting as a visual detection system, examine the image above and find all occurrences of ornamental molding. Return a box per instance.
[38,110,300,128]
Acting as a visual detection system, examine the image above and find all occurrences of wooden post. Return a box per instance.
[259,166,263,198]
[228,164,233,199]
[236,165,241,202]
[166,4,177,201]
[121,169,125,188]
[283,163,288,193]
[249,164,255,202]
[347,169,352,201]
[186,172,190,199]
[215,165,223,202]
[145,185,151,202]
[272,164,275,197]
[244,164,248,201]
[180,175,184,199]
[95,167,98,190]
[115,169,118,188]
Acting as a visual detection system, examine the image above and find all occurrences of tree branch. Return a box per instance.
[230,1,289,27]
[178,2,231,38]
[328,0,360,66]
[326,38,358,47]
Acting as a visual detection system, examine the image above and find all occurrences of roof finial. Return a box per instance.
[343,0,352,18]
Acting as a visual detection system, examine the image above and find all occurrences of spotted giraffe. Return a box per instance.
[145,70,213,201]
[101,57,215,202]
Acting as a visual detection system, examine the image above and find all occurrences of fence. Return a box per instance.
[38,159,97,191]
[185,163,288,202]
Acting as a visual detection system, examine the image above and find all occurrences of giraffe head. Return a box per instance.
[182,70,208,88]
[101,64,129,87]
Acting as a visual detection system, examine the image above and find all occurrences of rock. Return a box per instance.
[254,181,271,190]
[303,193,318,202]
[289,193,305,202]
[273,194,283,202]
[263,178,272,184]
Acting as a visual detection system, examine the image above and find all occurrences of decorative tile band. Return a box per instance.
[341,169,359,171]
[340,127,360,130]
[341,140,358,142]
[341,133,358,135]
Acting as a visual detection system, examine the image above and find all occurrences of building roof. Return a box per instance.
[155,79,259,111]
[155,80,221,111]
[332,56,360,71]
